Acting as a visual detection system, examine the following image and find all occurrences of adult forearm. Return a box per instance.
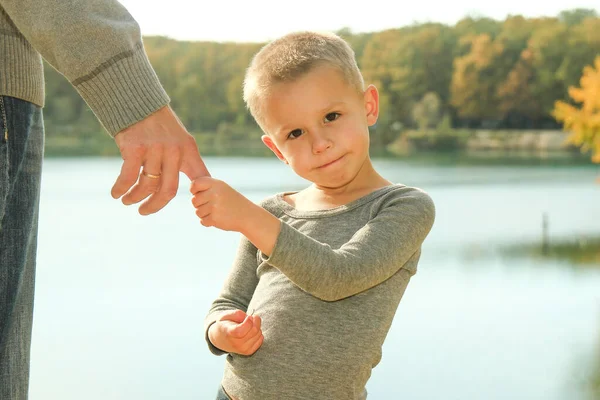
[0,0,169,135]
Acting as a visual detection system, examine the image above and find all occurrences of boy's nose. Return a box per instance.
[311,133,333,154]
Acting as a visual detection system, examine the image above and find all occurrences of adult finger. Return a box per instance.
[139,147,181,215]
[111,156,143,199]
[180,137,211,180]
[121,149,163,206]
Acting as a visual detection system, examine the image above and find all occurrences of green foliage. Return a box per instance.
[502,235,600,267]
[412,92,442,130]
[41,9,600,155]
[558,8,598,26]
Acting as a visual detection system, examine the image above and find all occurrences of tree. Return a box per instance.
[361,25,457,136]
[450,33,505,120]
[552,56,600,163]
[360,28,414,131]
[558,8,598,26]
[524,20,570,114]
[412,92,442,130]
[494,17,541,123]
[557,18,600,89]
[453,17,501,46]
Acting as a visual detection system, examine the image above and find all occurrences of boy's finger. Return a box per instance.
[219,310,247,324]
[200,216,215,228]
[191,192,210,208]
[229,315,254,338]
[189,176,214,194]
[240,323,262,342]
[243,333,264,356]
[251,315,262,332]
[195,204,212,219]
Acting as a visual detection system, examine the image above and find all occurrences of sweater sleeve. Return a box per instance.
[204,235,260,356]
[261,189,435,302]
[0,0,169,136]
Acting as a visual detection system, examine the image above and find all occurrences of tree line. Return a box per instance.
[43,9,600,151]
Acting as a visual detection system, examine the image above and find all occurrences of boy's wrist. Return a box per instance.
[238,204,281,256]
[237,201,267,234]
[208,322,225,351]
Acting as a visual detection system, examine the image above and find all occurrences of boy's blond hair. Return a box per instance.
[243,31,365,126]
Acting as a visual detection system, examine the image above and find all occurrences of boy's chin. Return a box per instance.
[311,177,355,190]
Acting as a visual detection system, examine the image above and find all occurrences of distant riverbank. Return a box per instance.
[44,128,596,165]
[388,129,580,153]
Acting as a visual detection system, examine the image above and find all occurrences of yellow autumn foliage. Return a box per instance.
[553,56,600,163]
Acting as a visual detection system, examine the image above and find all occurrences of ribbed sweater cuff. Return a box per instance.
[0,33,45,106]
[73,42,170,137]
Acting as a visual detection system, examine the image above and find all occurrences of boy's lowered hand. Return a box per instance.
[208,309,264,356]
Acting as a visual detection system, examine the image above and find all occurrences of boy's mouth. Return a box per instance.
[317,154,344,169]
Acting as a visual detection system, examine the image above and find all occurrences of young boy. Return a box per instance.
[190,31,435,400]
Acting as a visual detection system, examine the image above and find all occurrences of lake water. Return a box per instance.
[29,157,600,400]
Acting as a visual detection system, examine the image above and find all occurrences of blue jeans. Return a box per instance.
[0,96,44,400]
[216,385,232,400]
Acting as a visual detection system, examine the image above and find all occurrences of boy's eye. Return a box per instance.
[288,129,303,139]
[324,112,340,122]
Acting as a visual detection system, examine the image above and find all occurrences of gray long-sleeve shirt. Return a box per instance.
[205,184,436,400]
[0,0,169,136]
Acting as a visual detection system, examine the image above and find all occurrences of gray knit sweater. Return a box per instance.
[0,0,169,136]
[205,184,436,400]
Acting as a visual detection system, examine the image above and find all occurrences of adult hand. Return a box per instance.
[111,106,210,215]
[208,310,264,356]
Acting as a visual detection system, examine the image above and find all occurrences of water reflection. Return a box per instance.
[499,235,600,399]
[588,334,600,400]
[29,158,600,400]
[500,236,600,270]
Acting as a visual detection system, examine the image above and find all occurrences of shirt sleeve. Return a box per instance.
[204,235,260,356]
[0,0,169,135]
[261,189,436,302]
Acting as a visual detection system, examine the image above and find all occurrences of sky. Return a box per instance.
[118,0,599,43]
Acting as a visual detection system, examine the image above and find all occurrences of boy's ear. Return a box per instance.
[364,84,379,126]
[261,135,288,164]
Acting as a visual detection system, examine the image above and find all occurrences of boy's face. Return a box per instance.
[260,65,379,190]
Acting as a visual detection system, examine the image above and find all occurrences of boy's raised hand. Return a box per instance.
[208,309,264,356]
[190,177,254,232]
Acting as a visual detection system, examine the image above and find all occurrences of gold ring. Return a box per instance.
[142,170,161,179]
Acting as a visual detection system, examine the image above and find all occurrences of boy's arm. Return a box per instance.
[191,179,435,302]
[204,235,260,355]
[240,189,435,302]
